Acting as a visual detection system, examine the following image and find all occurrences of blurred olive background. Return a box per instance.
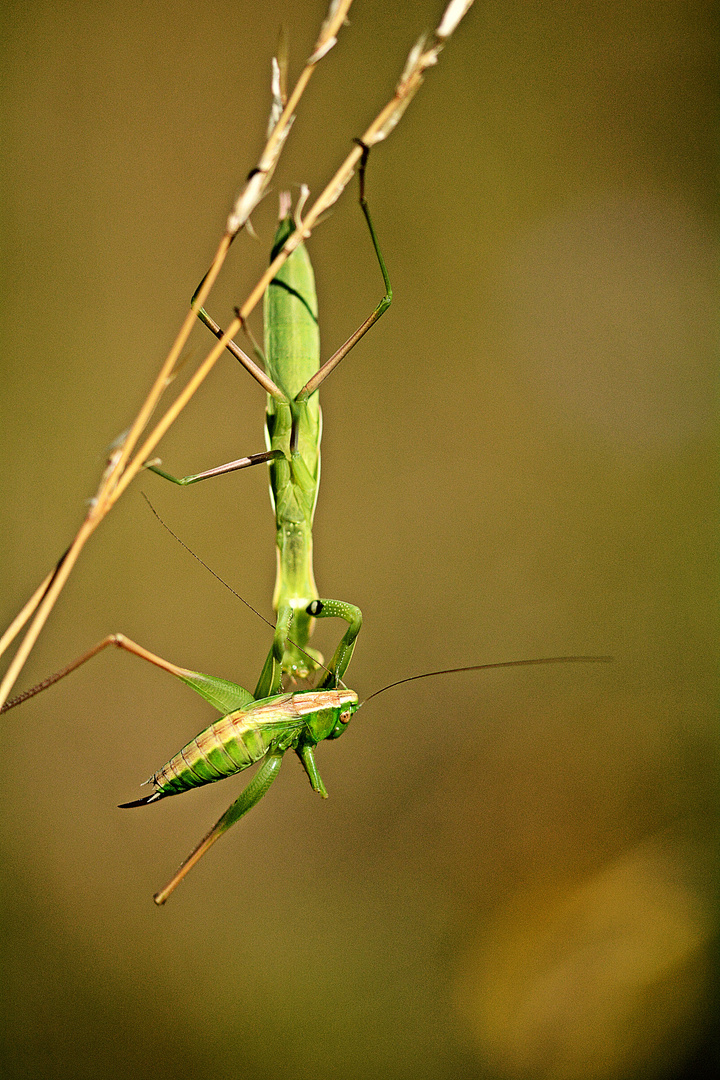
[1,2,716,1078]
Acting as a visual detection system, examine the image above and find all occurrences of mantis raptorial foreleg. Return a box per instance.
[0,592,360,716]
[251,598,362,699]
[309,599,363,690]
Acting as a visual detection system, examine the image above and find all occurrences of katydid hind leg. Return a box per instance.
[0,632,253,716]
[153,749,285,905]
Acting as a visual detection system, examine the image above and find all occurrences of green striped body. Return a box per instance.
[263,216,322,678]
[149,688,358,799]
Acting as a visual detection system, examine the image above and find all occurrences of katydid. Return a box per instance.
[148,148,391,695]
[122,685,360,905]
[1,597,609,910]
[118,656,610,906]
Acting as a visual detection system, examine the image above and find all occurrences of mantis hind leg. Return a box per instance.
[187,147,392,413]
[293,145,392,404]
[146,450,283,486]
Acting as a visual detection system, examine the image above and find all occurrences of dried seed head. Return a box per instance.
[437,0,475,41]
[267,56,284,139]
[309,0,352,64]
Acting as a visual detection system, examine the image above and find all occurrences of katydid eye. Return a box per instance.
[339,710,351,724]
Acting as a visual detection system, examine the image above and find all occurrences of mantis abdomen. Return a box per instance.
[264,212,323,679]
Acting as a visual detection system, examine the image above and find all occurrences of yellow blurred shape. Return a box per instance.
[454,832,713,1079]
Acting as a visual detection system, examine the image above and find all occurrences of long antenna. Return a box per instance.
[360,656,613,707]
[142,494,339,685]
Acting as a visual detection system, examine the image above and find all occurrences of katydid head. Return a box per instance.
[327,690,360,740]
[295,687,359,742]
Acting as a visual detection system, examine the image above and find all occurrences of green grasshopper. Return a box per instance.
[122,683,359,905]
[148,148,391,696]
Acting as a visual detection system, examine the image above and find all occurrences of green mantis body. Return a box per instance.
[255,208,362,693]
[263,211,325,681]
[150,162,390,696]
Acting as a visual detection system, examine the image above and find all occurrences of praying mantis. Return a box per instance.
[147,149,390,695]
[3,149,389,713]
[1,154,395,901]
